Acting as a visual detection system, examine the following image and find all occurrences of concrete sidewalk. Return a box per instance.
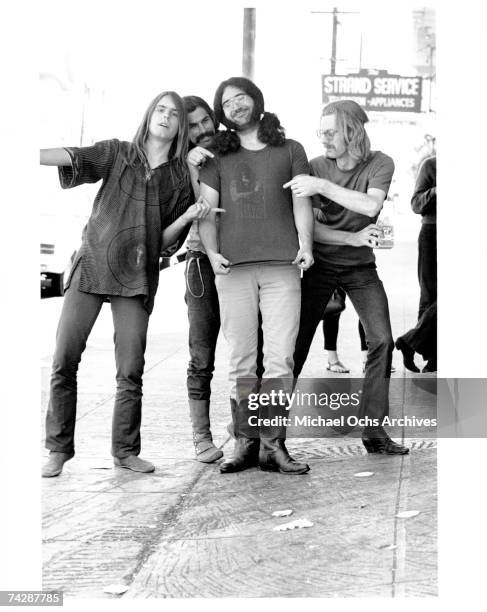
[41,239,437,599]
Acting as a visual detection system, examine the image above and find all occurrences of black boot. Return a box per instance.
[220,398,259,473]
[422,359,437,373]
[395,337,420,373]
[259,438,310,474]
[362,427,409,455]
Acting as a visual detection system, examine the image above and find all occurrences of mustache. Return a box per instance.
[224,107,260,132]
[195,130,215,144]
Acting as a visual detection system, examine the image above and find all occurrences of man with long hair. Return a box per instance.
[40,91,213,477]
[198,77,314,475]
[181,95,223,463]
[182,95,266,464]
[285,99,409,455]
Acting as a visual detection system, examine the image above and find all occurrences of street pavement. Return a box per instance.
[41,237,437,599]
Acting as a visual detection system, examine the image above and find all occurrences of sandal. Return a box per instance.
[327,360,350,374]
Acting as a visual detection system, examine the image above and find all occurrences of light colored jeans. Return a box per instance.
[215,264,301,399]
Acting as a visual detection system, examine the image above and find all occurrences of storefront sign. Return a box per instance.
[322,70,423,112]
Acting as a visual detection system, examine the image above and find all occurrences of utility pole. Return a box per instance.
[419,27,436,113]
[242,8,256,80]
[311,8,359,75]
[330,7,338,75]
[79,85,89,146]
[427,40,436,113]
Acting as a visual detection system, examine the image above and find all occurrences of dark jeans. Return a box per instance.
[185,252,221,401]
[323,313,367,352]
[46,264,149,457]
[401,301,437,361]
[294,264,394,421]
[418,224,437,318]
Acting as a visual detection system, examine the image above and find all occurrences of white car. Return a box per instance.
[40,213,81,298]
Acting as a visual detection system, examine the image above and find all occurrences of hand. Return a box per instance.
[182,196,225,223]
[283,175,321,198]
[209,252,231,275]
[186,146,214,169]
[292,248,314,270]
[351,224,380,247]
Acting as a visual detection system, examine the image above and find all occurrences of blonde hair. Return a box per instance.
[322,100,370,163]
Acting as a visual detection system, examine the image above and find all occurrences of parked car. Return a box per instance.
[40,214,78,298]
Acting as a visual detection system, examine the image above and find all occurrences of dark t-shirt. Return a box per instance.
[199,139,309,265]
[310,150,394,268]
[411,156,436,224]
[59,139,192,313]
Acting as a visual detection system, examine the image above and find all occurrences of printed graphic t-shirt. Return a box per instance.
[310,150,394,268]
[199,139,309,265]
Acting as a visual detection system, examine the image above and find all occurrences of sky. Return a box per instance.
[39,0,429,149]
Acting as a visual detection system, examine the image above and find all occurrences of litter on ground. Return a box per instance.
[273,519,314,531]
[396,510,420,519]
[272,509,293,517]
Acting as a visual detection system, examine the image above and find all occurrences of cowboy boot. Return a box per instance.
[220,398,259,473]
[361,425,409,455]
[189,399,223,463]
[257,385,309,475]
[259,437,310,474]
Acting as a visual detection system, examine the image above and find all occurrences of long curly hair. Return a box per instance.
[125,91,189,180]
[212,76,286,155]
[322,100,370,163]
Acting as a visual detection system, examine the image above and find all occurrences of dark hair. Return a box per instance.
[125,91,189,179]
[212,76,286,155]
[322,99,370,163]
[182,95,218,130]
[214,77,264,126]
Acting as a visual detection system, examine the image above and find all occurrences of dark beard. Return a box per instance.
[224,106,261,131]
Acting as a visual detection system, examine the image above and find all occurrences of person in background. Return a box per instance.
[322,296,367,373]
[323,295,395,374]
[395,155,437,373]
